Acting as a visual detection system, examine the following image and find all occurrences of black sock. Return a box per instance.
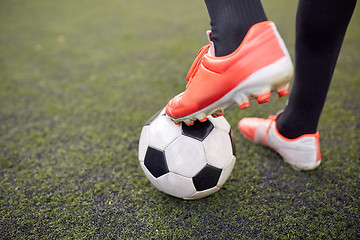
[276,0,357,139]
[204,0,267,57]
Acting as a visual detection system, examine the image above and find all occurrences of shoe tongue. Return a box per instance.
[206,30,215,57]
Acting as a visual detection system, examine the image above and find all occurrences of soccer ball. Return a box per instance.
[138,109,236,200]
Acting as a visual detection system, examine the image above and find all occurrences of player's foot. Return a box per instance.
[166,21,293,126]
[237,114,321,171]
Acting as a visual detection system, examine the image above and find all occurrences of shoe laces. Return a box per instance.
[263,114,277,142]
[186,44,210,87]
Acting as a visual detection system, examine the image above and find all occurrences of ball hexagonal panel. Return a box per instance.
[185,186,219,200]
[182,120,214,141]
[208,115,231,134]
[192,164,222,191]
[144,147,169,178]
[217,155,236,188]
[148,115,181,150]
[157,172,196,199]
[138,126,149,162]
[165,136,206,178]
[145,108,166,126]
[202,128,233,169]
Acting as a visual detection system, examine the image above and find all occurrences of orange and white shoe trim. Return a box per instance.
[166,21,294,125]
[238,115,321,171]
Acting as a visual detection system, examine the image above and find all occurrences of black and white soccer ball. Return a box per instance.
[138,109,236,200]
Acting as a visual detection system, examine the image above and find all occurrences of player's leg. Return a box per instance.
[205,0,267,57]
[166,0,293,125]
[238,0,357,170]
[276,0,357,139]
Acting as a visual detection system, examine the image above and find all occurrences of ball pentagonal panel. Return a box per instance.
[165,136,206,178]
[192,164,222,191]
[182,120,214,141]
[139,161,163,191]
[229,129,236,156]
[144,147,169,178]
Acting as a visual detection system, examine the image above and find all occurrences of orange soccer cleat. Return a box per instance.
[166,21,293,125]
[238,114,321,171]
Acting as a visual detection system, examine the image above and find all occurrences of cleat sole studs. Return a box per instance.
[184,119,194,126]
[239,101,250,109]
[171,118,182,125]
[211,109,224,118]
[256,92,271,104]
[195,113,208,122]
[199,117,207,122]
[275,82,290,97]
[277,88,289,97]
[213,112,224,118]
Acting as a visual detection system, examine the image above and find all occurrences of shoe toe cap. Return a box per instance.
[238,117,267,141]
[166,93,185,118]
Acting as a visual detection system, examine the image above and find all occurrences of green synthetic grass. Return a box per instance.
[0,0,359,239]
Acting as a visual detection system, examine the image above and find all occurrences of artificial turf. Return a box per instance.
[0,0,359,239]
